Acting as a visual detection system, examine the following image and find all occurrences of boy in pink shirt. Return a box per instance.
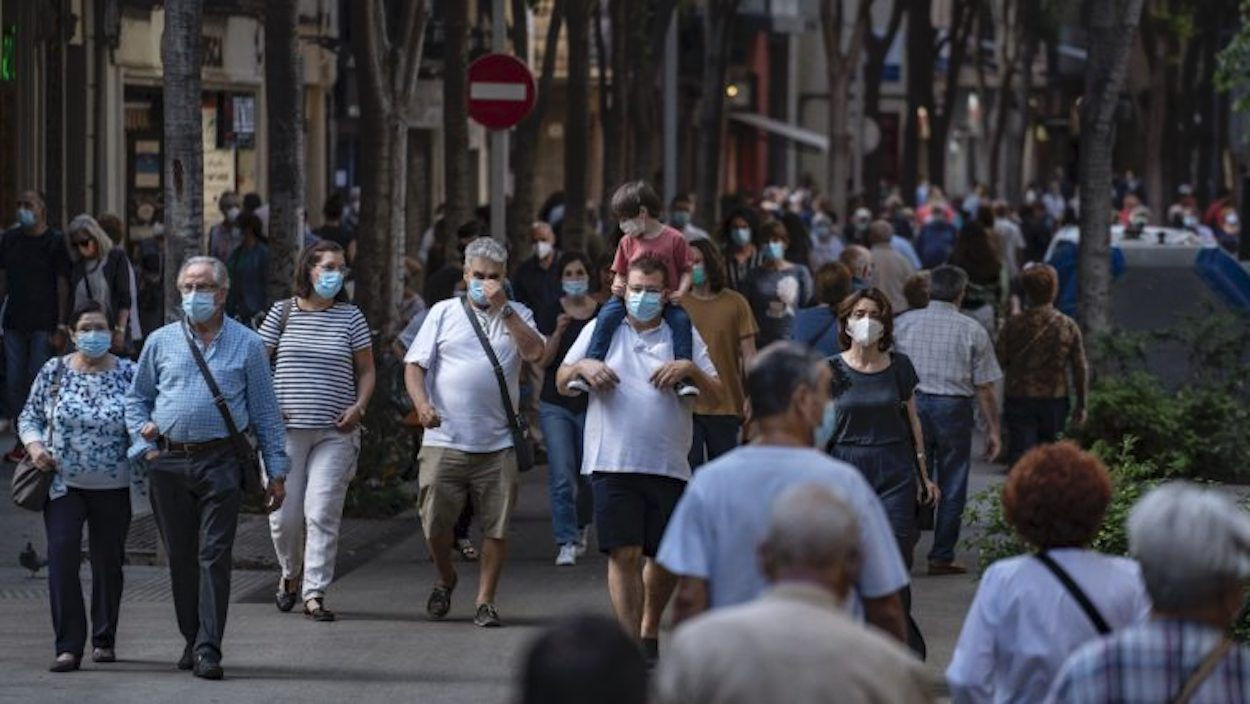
[567,180,698,396]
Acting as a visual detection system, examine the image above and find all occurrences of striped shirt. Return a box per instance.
[258,300,372,429]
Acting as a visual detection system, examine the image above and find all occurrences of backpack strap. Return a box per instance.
[1035,551,1111,635]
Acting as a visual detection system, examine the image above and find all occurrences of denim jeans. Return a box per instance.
[538,402,593,545]
[4,328,52,420]
[689,414,741,470]
[915,393,974,564]
[1003,396,1070,466]
[585,297,693,361]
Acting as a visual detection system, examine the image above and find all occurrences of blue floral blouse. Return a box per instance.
[17,355,142,501]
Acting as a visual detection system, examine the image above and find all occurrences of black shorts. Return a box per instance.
[592,472,686,557]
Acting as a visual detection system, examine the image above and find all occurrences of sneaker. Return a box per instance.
[474,602,502,628]
[575,526,591,557]
[566,377,591,395]
[555,543,578,566]
[675,379,700,398]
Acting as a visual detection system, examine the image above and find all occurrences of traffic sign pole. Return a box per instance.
[490,0,506,243]
[467,45,536,247]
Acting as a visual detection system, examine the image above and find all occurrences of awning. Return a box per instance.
[728,112,829,151]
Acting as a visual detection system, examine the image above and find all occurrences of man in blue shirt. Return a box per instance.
[125,256,288,680]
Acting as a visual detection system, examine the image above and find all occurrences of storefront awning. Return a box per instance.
[728,112,829,151]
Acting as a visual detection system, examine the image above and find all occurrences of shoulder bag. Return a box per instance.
[1035,550,1111,635]
[462,300,534,472]
[181,324,265,496]
[11,358,68,511]
[1170,637,1234,704]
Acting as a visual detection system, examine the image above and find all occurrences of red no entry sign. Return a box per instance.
[467,53,536,130]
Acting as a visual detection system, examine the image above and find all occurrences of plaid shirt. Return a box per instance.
[1047,619,1250,703]
[893,302,1002,397]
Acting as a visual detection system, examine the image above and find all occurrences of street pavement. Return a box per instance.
[0,424,999,703]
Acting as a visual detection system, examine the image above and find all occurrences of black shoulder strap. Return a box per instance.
[278,297,293,336]
[1035,551,1112,635]
[461,300,522,433]
[182,323,245,441]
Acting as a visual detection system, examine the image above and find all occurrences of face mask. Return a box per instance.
[17,207,35,228]
[563,278,589,296]
[854,219,870,231]
[76,330,112,359]
[468,278,489,306]
[182,290,218,324]
[626,290,664,322]
[314,270,344,299]
[620,216,647,237]
[226,207,240,223]
[671,211,691,228]
[691,264,707,287]
[535,241,554,260]
[1183,215,1198,229]
[1226,215,1240,228]
[732,227,752,246]
[848,317,885,346]
[812,400,837,449]
[765,241,786,260]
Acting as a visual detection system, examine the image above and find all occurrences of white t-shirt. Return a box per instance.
[405,298,540,452]
[562,318,717,481]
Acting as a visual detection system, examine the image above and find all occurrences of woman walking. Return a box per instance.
[260,240,375,621]
[66,215,139,353]
[720,208,763,293]
[743,219,814,347]
[19,301,138,671]
[535,252,599,566]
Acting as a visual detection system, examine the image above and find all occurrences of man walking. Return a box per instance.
[657,342,909,642]
[405,237,545,628]
[125,257,288,680]
[557,255,720,664]
[894,265,1001,575]
[207,192,243,262]
[0,190,71,460]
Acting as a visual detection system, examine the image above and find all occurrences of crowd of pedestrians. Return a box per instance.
[6,174,1250,702]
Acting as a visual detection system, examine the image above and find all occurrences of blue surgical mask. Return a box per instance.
[314,270,344,299]
[691,264,707,286]
[813,400,837,450]
[563,278,589,297]
[181,291,218,323]
[766,241,786,260]
[732,227,751,246]
[468,278,489,306]
[75,330,112,359]
[17,207,35,228]
[626,290,664,322]
[671,211,691,228]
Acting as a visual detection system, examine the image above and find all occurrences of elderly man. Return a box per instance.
[658,485,933,704]
[839,244,873,291]
[658,342,909,641]
[557,255,720,664]
[207,191,242,262]
[405,237,544,628]
[513,221,562,311]
[1048,483,1250,703]
[0,190,71,458]
[125,256,288,680]
[894,265,1001,576]
[868,220,917,314]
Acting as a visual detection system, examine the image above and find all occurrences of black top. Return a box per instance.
[829,352,919,447]
[71,248,134,326]
[536,298,598,413]
[0,226,70,332]
[315,223,355,250]
[513,254,562,312]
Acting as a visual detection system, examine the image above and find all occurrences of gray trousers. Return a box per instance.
[147,443,242,660]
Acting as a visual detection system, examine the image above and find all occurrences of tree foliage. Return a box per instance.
[1216,0,1250,112]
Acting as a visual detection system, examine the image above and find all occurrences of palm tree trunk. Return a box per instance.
[265,0,304,302]
[161,0,204,321]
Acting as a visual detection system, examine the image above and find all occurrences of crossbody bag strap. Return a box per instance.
[181,323,245,440]
[461,300,522,433]
[1170,637,1234,704]
[1035,551,1111,635]
[1006,310,1061,373]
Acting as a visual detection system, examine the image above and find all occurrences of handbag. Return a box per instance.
[462,300,535,472]
[11,357,67,511]
[182,324,264,495]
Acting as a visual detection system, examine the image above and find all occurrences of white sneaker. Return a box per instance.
[566,377,591,395]
[555,543,578,566]
[676,380,700,398]
[575,526,591,556]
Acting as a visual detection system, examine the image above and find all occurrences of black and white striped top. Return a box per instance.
[258,300,372,429]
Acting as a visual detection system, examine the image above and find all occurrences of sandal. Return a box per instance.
[456,538,479,562]
[303,597,336,622]
[427,573,458,620]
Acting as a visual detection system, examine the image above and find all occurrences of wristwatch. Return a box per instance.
[500,304,516,319]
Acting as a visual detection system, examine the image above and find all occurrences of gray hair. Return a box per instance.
[1128,482,1250,611]
[928,265,968,302]
[761,484,860,571]
[177,256,230,290]
[464,236,507,266]
[67,213,115,260]
[746,342,827,420]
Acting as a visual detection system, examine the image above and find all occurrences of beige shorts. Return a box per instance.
[417,445,519,540]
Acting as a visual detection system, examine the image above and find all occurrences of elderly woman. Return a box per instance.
[743,218,814,347]
[19,301,139,672]
[946,442,1150,703]
[996,264,1088,466]
[1049,482,1250,703]
[66,214,139,352]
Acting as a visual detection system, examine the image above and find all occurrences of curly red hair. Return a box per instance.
[1002,441,1112,549]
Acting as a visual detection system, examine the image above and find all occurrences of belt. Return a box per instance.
[157,436,234,454]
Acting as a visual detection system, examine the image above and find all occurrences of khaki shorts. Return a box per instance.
[417,445,519,540]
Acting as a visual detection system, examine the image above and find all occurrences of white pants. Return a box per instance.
[268,427,361,600]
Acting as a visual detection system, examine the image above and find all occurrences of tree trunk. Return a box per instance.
[822,0,871,220]
[161,0,204,321]
[628,1,677,184]
[564,0,592,253]
[901,0,934,203]
[1003,35,1035,203]
[1078,0,1144,336]
[443,0,473,237]
[600,0,627,222]
[927,0,976,194]
[385,119,408,317]
[695,0,741,232]
[508,0,563,259]
[863,0,906,210]
[265,0,304,302]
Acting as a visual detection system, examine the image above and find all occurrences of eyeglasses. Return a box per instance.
[72,239,92,249]
[178,283,220,294]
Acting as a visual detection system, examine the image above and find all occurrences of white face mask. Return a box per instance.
[848,317,884,346]
[620,216,647,237]
[535,241,554,259]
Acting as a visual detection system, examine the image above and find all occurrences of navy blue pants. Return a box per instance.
[586,297,693,361]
